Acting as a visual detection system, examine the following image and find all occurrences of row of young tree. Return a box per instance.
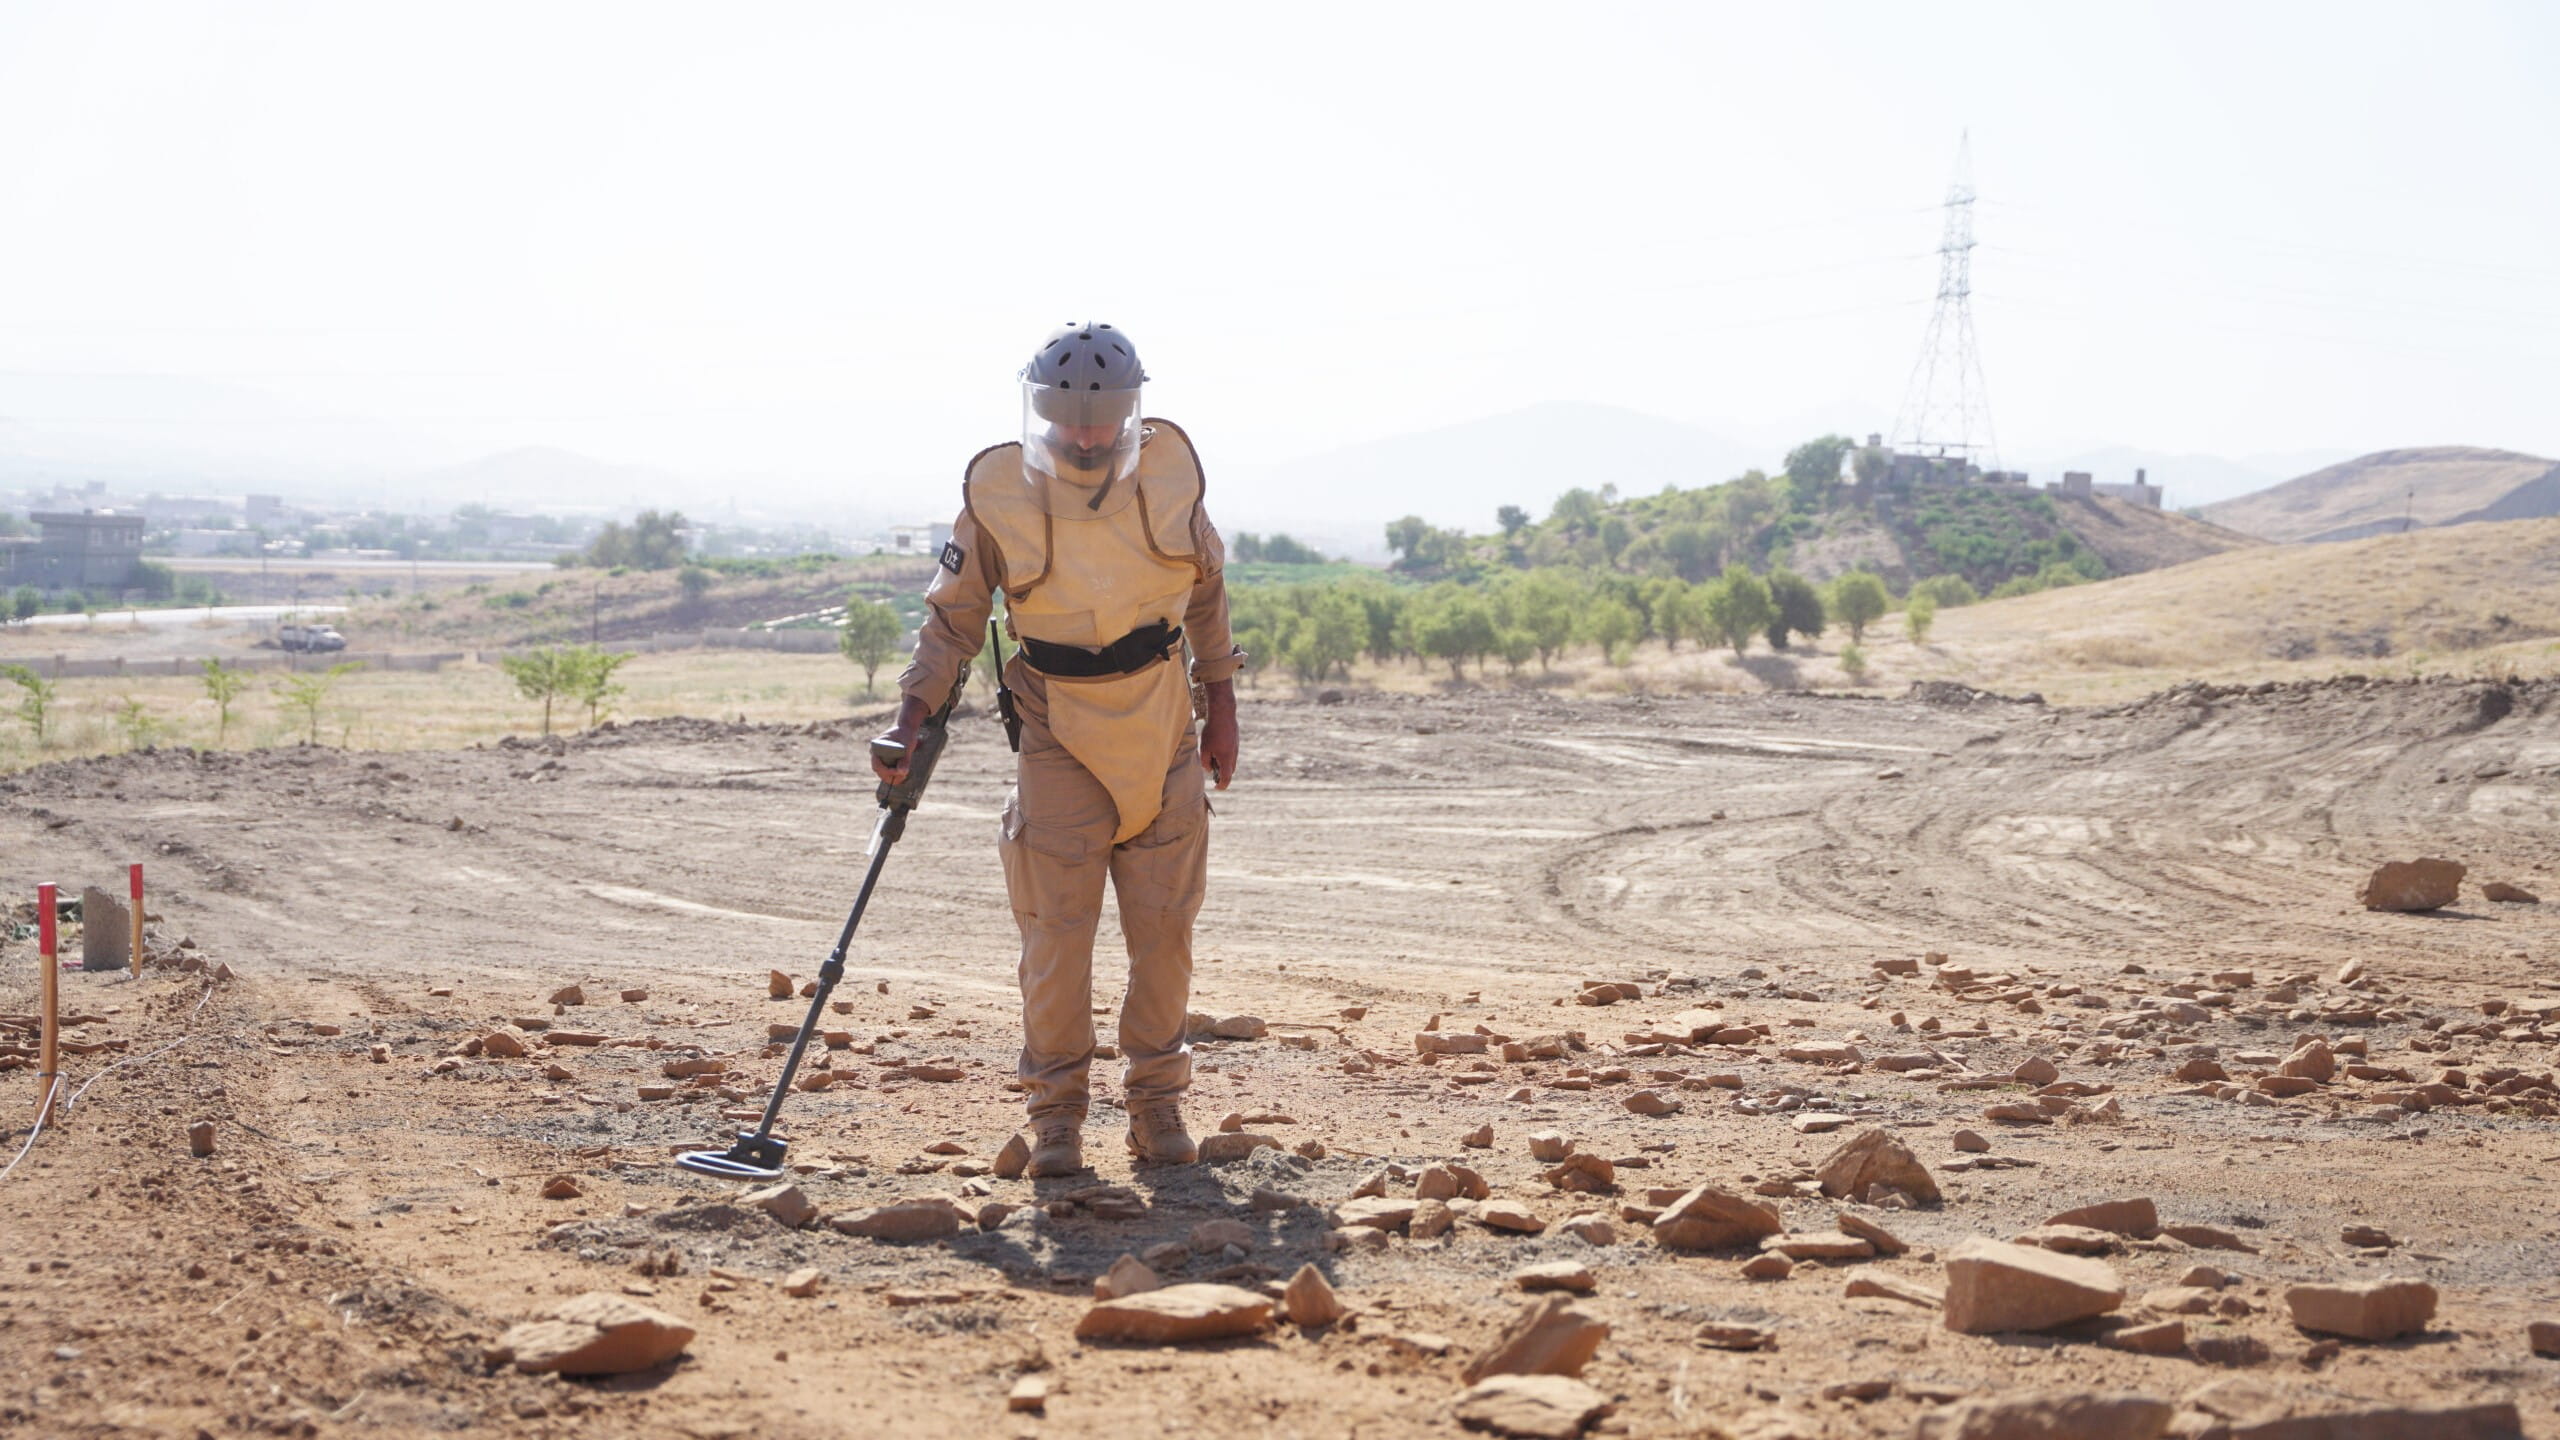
[1228,563,1973,685]
[1,658,367,751]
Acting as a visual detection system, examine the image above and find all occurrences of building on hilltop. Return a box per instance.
[2093,469,2163,509]
[885,521,954,558]
[1,510,148,591]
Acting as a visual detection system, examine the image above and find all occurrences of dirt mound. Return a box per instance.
[2202,445,2560,543]
[1904,680,2046,709]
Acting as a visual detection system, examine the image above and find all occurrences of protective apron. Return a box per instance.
[964,420,1207,842]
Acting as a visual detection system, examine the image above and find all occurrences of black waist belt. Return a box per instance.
[1019,621,1183,679]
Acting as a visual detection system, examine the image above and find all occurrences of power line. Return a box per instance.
[1891,132,1999,471]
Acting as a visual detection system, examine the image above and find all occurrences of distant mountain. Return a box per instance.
[1218,402,1771,560]
[2200,446,2560,544]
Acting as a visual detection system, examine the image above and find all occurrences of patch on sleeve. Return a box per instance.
[939,540,965,575]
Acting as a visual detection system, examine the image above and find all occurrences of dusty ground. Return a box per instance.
[2,678,2557,1438]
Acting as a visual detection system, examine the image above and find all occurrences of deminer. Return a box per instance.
[873,322,1242,1178]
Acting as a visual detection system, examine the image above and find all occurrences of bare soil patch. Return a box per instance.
[3,679,2556,1437]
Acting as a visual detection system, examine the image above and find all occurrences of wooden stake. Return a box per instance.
[37,882,59,1126]
[129,863,145,979]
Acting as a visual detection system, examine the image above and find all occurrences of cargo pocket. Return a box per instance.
[998,792,1098,927]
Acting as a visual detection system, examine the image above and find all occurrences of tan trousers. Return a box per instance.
[997,659,1208,1122]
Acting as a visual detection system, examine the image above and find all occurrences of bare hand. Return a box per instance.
[1198,679,1238,790]
[870,695,933,785]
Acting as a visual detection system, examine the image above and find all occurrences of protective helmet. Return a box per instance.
[1021,322,1146,493]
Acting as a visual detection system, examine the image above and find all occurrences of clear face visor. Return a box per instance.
[1023,381,1143,488]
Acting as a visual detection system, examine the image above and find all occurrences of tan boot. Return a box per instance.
[1125,1099,1198,1164]
[1026,1118,1085,1178]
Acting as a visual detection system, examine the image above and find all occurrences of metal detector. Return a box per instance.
[677,677,965,1181]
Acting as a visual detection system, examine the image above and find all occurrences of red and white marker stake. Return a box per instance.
[36,882,60,1125]
[129,863,145,979]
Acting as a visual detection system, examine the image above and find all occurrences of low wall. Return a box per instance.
[538,628,843,656]
[10,650,465,680]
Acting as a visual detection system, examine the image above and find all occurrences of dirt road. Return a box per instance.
[3,678,2555,1438]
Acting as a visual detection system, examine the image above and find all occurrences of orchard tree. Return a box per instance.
[1582,596,1638,666]
[840,595,905,696]
[1783,434,1856,510]
[1829,571,1890,642]
[1701,565,1774,656]
[1763,568,1827,651]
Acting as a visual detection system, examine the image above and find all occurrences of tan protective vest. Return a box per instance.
[966,420,1206,842]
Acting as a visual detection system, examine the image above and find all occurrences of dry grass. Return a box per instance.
[9,520,2556,770]
[0,652,897,773]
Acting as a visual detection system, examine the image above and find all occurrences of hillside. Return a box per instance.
[1415,454,2260,597]
[1895,513,2560,700]
[2200,445,2560,543]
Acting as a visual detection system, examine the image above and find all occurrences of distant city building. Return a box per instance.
[886,521,954,558]
[245,494,285,530]
[2,510,148,591]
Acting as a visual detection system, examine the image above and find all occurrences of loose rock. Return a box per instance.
[1074,1283,1272,1344]
[2101,1319,2186,1355]
[1513,1261,1596,1293]
[1845,1274,1944,1308]
[1197,1132,1278,1164]
[739,1183,817,1229]
[2284,1279,2436,1342]
[1478,1200,1547,1234]
[1835,1212,1909,1256]
[1462,1295,1610,1382]
[1543,1153,1616,1195]
[830,1198,961,1243]
[1652,1185,1782,1251]
[488,1292,695,1376]
[1334,1197,1419,1232]
[1094,1254,1162,1301]
[2046,1198,2159,1237]
[2359,858,2464,912]
[1453,1375,1612,1439]
[1941,1238,2125,1334]
[1912,1390,2172,1440]
[1281,1263,1345,1325]
[993,1132,1030,1180]
[1412,1199,1457,1240]
[1816,1127,1942,1205]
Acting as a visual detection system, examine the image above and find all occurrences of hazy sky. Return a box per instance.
[3,1,2555,506]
